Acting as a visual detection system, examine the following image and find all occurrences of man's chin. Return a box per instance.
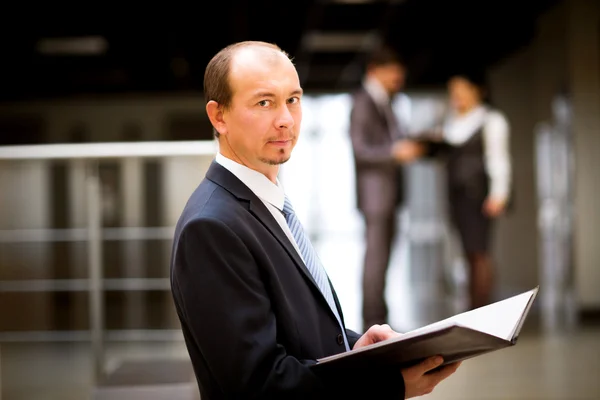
[259,148,293,165]
[260,155,291,166]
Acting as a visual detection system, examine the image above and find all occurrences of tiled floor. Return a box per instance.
[0,341,192,400]
[425,326,600,399]
[1,219,598,399]
[1,327,599,399]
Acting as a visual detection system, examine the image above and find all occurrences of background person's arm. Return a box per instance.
[482,111,512,217]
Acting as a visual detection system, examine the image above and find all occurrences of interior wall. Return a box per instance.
[568,0,600,309]
[487,47,538,298]
[487,2,567,298]
[0,94,212,144]
[489,0,600,310]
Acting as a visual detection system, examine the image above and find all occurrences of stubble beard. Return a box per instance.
[259,148,291,166]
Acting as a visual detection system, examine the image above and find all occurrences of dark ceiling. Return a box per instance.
[0,0,559,101]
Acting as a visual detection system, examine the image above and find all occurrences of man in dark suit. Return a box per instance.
[169,40,459,399]
[349,46,423,331]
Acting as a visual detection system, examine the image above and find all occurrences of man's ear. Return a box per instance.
[206,100,227,136]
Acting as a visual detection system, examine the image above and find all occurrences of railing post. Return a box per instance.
[87,160,105,384]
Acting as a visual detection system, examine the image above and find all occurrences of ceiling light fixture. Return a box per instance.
[301,31,381,52]
[36,36,108,56]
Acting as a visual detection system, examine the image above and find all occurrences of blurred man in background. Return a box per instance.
[349,45,423,331]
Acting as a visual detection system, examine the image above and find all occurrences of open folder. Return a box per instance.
[311,286,539,373]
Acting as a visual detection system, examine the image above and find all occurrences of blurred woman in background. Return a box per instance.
[423,72,512,310]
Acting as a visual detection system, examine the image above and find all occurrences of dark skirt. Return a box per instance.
[448,184,492,254]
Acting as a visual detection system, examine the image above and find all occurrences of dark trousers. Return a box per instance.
[361,213,396,330]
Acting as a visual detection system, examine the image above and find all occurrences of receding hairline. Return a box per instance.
[226,43,299,94]
[227,40,284,53]
[229,42,293,69]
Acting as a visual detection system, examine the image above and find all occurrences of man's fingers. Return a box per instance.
[417,356,444,375]
[428,361,461,383]
[367,324,400,342]
[379,324,397,335]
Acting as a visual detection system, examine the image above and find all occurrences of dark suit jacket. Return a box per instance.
[170,161,406,399]
[349,86,405,217]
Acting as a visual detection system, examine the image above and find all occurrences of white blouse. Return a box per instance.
[443,105,512,201]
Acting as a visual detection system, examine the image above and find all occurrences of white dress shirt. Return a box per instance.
[443,105,512,201]
[214,153,305,263]
[363,76,391,110]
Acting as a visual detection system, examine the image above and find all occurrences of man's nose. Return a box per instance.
[276,105,294,129]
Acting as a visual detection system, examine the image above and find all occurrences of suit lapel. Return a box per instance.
[363,87,403,140]
[247,200,321,291]
[205,161,323,296]
[249,202,346,325]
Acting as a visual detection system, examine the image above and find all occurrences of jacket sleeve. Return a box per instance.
[171,217,406,399]
[345,329,362,349]
[349,95,397,168]
[482,111,512,202]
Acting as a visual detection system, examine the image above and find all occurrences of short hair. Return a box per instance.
[203,41,289,138]
[448,68,486,89]
[448,68,489,102]
[365,45,406,69]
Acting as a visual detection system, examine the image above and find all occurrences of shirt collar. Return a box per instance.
[363,76,391,108]
[215,153,285,211]
[443,105,489,143]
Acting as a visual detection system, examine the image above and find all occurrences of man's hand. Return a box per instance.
[392,140,424,164]
[402,357,462,398]
[353,324,401,350]
[353,326,461,397]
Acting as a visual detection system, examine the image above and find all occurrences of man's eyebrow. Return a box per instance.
[251,91,276,99]
[250,89,303,99]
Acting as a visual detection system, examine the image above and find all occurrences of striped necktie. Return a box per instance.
[282,196,349,351]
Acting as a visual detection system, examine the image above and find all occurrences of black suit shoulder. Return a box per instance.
[350,87,374,107]
[174,178,250,240]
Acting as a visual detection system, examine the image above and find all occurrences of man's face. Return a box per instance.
[372,62,406,95]
[216,48,303,175]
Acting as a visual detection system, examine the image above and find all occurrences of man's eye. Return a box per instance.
[258,100,270,107]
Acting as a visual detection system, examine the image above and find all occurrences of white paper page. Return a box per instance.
[438,289,536,340]
[398,316,456,338]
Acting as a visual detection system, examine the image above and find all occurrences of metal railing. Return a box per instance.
[0,140,217,385]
